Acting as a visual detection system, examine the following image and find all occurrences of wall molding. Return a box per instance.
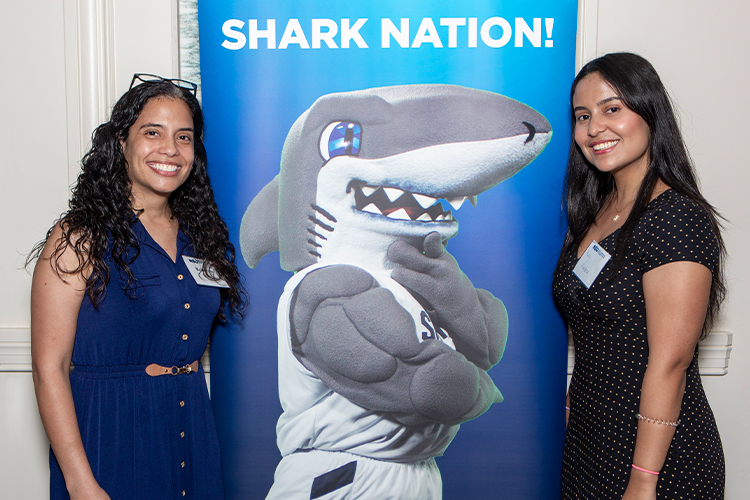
[0,329,210,374]
[0,329,33,373]
[0,327,728,377]
[63,0,118,186]
[576,0,599,71]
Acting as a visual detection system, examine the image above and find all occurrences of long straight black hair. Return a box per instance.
[556,52,725,336]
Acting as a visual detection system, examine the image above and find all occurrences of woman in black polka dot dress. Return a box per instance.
[553,53,726,499]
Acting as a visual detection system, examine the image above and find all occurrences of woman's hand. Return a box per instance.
[620,468,658,500]
[68,482,112,500]
[621,485,657,500]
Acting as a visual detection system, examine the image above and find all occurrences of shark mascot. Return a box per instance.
[240,84,551,500]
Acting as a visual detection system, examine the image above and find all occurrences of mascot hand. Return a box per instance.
[389,232,507,370]
[291,264,501,425]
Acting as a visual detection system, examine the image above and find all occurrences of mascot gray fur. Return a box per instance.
[241,84,551,500]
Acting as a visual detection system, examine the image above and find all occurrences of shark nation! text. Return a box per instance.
[221,17,555,50]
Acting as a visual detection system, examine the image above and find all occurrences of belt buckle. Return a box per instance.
[171,364,193,375]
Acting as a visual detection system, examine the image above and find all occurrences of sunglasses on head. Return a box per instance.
[129,73,198,95]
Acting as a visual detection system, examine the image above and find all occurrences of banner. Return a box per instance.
[198,1,576,498]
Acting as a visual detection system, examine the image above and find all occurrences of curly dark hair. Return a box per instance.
[556,52,725,337]
[29,79,246,321]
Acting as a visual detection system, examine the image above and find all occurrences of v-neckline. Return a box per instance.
[134,218,186,264]
[573,189,674,260]
[575,227,620,261]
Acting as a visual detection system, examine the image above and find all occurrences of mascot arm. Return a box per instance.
[291,264,502,425]
[389,232,507,371]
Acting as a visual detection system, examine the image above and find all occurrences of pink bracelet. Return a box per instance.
[632,464,659,476]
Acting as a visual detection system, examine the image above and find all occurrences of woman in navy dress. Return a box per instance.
[30,75,245,499]
[553,53,726,499]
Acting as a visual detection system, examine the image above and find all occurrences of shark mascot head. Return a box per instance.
[241,84,550,272]
[240,84,551,499]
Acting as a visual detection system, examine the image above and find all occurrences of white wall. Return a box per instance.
[1,0,747,498]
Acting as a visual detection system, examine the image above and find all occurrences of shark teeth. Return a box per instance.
[361,203,382,215]
[387,208,412,220]
[351,182,464,223]
[447,196,467,210]
[382,187,405,202]
[413,193,439,209]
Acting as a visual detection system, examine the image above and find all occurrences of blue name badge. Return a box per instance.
[573,241,611,289]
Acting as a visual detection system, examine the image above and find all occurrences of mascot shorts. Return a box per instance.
[265,449,442,500]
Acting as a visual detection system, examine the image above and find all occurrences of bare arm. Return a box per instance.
[621,260,712,500]
[30,224,110,500]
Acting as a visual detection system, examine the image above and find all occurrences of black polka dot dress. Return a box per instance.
[553,190,725,499]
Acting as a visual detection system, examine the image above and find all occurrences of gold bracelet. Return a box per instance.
[635,413,681,427]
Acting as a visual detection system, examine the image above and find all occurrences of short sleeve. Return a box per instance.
[636,194,719,274]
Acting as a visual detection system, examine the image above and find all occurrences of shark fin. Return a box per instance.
[240,175,280,268]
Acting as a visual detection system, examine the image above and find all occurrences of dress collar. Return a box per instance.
[132,217,191,262]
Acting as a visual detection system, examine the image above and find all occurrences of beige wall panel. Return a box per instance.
[0,0,70,328]
[0,373,50,498]
[112,0,178,98]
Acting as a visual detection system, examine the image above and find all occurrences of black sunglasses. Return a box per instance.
[129,73,198,95]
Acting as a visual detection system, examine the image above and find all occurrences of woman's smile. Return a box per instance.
[148,161,182,175]
[590,139,619,153]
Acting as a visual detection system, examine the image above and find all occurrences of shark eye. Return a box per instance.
[319,121,361,161]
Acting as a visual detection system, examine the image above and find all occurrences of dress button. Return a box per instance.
[177,274,184,280]
[182,490,186,496]
[180,431,185,438]
[180,400,185,407]
[182,334,188,341]
[184,303,190,309]
[181,461,185,468]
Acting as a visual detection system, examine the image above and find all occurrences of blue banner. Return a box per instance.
[198,1,576,498]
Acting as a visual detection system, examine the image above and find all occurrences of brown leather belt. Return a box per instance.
[145,360,200,376]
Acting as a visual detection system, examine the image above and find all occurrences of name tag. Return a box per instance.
[573,241,611,288]
[182,256,230,288]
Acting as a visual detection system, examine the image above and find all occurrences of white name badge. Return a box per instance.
[573,241,611,289]
[182,256,230,288]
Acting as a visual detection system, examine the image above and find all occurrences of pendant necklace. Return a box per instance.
[612,196,635,222]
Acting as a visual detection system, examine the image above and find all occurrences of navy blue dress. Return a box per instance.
[50,219,224,499]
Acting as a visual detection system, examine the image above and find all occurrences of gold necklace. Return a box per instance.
[612,196,635,222]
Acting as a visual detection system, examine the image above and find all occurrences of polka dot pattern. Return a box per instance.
[553,190,725,499]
